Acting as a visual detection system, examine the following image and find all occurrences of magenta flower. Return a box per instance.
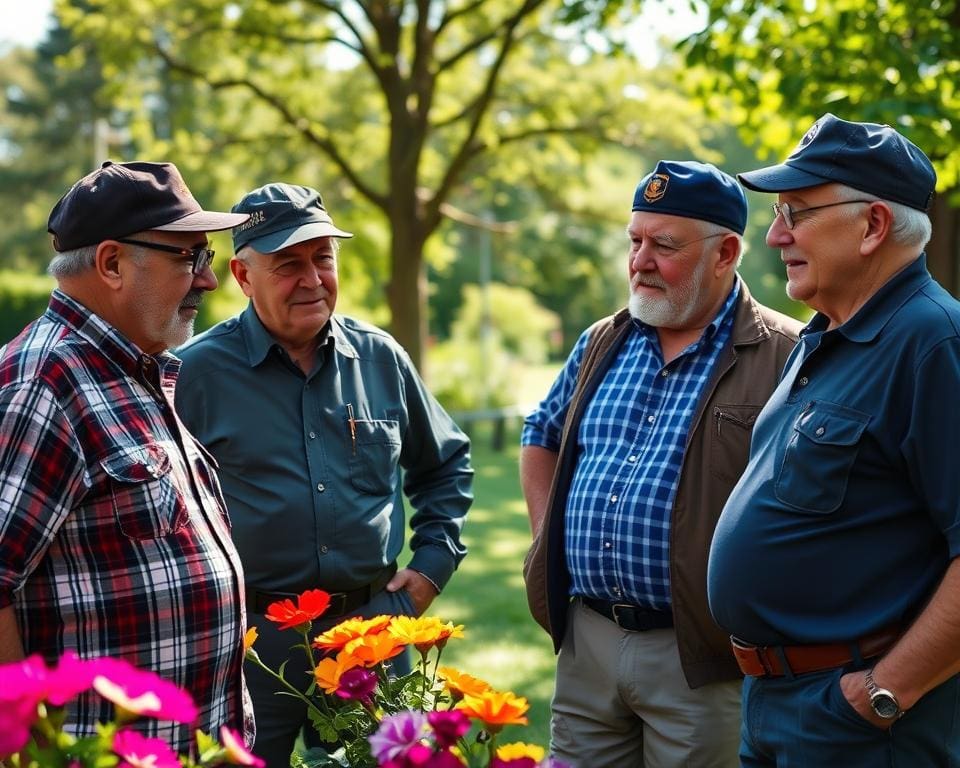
[369,710,430,762]
[94,658,198,723]
[335,667,378,703]
[113,729,181,768]
[427,709,470,748]
[0,655,50,756]
[220,726,265,767]
[47,652,105,706]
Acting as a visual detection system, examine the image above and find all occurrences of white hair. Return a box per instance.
[47,245,97,278]
[834,185,932,249]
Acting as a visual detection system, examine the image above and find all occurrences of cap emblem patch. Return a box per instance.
[643,174,669,203]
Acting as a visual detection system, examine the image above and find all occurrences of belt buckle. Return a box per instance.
[610,603,634,629]
[327,591,348,617]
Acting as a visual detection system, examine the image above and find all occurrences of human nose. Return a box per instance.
[299,264,324,289]
[766,212,794,249]
[193,262,219,291]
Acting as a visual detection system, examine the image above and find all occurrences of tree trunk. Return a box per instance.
[385,220,428,375]
[927,193,960,296]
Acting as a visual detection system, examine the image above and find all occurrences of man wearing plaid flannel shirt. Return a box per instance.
[0,161,254,753]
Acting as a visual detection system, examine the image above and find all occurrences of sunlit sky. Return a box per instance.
[0,0,704,65]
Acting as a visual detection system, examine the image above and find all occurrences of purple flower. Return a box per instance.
[427,710,470,748]
[369,710,430,762]
[335,667,378,703]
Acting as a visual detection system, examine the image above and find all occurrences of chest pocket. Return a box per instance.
[348,419,402,496]
[101,444,189,539]
[775,401,870,514]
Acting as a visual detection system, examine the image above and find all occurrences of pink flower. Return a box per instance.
[48,652,104,706]
[335,667,378,704]
[220,726,265,767]
[93,658,198,723]
[369,710,430,762]
[427,710,470,749]
[0,656,49,756]
[113,729,181,768]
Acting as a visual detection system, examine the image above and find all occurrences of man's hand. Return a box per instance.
[386,568,438,616]
[839,670,895,730]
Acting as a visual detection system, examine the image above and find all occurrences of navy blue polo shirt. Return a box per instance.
[708,256,960,646]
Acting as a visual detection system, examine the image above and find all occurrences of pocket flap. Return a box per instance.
[100,444,173,483]
[795,405,869,447]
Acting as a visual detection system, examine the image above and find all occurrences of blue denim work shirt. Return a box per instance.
[175,305,473,594]
[709,255,960,646]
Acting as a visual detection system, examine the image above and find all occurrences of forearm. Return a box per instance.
[874,556,960,709]
[520,445,559,534]
[0,604,25,664]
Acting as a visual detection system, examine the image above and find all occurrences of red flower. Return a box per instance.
[264,589,332,631]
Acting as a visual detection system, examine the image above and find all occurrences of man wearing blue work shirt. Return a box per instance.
[522,161,801,767]
[175,183,473,768]
[709,114,960,765]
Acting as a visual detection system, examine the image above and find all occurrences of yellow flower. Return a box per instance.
[313,614,393,652]
[243,626,258,652]
[387,615,444,652]
[496,742,545,762]
[344,631,406,666]
[456,690,529,733]
[437,666,491,701]
[314,651,364,694]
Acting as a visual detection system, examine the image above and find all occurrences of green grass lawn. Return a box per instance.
[430,419,556,749]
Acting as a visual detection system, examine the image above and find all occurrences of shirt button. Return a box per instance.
[647,415,655,424]
[799,376,809,386]
[661,370,669,377]
[309,431,316,439]
[613,586,621,596]
[604,541,612,549]
[317,482,325,492]
[320,545,329,554]
[628,455,637,463]
[610,494,618,503]
[815,427,825,436]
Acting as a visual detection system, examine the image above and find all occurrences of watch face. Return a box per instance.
[871,692,900,720]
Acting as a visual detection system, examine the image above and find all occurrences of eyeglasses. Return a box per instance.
[115,238,215,274]
[772,199,873,230]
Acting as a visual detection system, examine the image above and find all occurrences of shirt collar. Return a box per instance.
[801,254,931,343]
[46,289,179,383]
[240,304,358,367]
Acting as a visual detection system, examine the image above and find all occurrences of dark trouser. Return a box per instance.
[740,667,960,766]
[246,587,415,768]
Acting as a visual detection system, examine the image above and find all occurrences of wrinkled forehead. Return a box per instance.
[628,210,707,239]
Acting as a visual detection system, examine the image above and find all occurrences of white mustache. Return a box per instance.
[631,274,666,291]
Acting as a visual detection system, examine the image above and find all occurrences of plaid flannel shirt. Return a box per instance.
[0,290,251,752]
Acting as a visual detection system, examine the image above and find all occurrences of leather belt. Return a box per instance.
[732,624,902,678]
[582,597,674,632]
[246,562,398,618]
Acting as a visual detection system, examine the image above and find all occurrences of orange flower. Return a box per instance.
[314,651,364,695]
[313,615,393,652]
[264,589,331,631]
[435,620,465,651]
[456,690,529,733]
[496,742,545,762]
[437,666,491,701]
[344,631,407,666]
[243,627,258,652]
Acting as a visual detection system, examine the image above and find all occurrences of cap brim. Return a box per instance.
[737,164,830,193]
[238,222,354,254]
[154,210,251,233]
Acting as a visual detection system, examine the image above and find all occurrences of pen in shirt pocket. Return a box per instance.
[346,403,357,454]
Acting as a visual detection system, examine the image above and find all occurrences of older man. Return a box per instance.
[709,113,960,765]
[522,161,801,767]
[175,183,473,767]
[0,161,252,751]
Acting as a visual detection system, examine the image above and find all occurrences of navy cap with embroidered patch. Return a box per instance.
[738,113,936,212]
[47,160,249,252]
[632,160,747,235]
[231,183,353,254]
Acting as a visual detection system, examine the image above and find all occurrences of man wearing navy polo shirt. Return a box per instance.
[522,161,801,767]
[709,114,960,764]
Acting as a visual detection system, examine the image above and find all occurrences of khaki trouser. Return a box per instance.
[551,599,741,768]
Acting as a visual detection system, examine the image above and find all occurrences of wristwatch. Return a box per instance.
[864,668,902,720]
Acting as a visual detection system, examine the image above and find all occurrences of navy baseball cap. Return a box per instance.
[231,183,353,254]
[738,113,936,212]
[48,160,250,252]
[632,160,747,235]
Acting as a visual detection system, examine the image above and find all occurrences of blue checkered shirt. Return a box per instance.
[522,282,740,610]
